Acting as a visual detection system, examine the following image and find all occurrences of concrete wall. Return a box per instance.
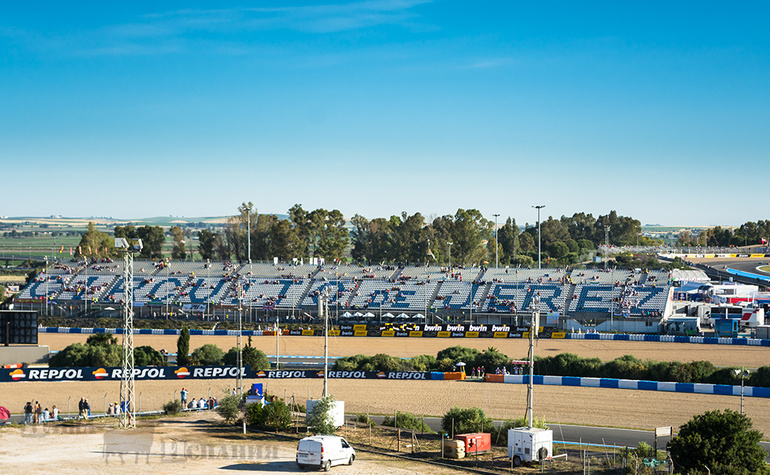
[0,345,50,365]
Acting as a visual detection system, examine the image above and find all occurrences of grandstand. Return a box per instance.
[15,260,675,327]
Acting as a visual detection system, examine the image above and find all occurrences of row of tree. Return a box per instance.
[72,202,770,267]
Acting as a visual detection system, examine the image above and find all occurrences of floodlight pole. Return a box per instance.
[447,242,453,268]
[533,206,545,269]
[493,214,500,269]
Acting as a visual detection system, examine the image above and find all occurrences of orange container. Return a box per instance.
[443,372,466,380]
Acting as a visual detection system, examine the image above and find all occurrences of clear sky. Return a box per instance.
[1,1,767,226]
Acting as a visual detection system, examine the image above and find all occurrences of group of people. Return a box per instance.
[24,401,59,423]
[180,387,218,410]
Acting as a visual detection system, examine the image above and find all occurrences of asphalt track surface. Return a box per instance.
[692,257,770,276]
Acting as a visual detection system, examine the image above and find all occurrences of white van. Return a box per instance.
[296,435,355,471]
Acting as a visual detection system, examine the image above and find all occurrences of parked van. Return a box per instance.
[296,435,355,471]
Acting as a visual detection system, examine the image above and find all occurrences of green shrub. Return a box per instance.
[216,394,241,423]
[441,407,492,436]
[261,401,292,431]
[191,343,224,365]
[135,345,165,366]
[307,395,337,435]
[356,414,375,426]
[246,403,264,427]
[382,412,434,433]
[163,399,182,415]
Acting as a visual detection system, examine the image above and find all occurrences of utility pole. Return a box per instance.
[493,213,500,269]
[532,205,545,269]
[604,225,611,270]
[527,294,540,428]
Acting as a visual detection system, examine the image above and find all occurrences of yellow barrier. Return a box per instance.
[353,324,367,332]
[301,330,314,336]
[381,330,395,337]
[354,330,368,337]
[465,331,479,338]
[328,330,340,336]
[551,332,566,339]
[409,331,423,337]
[437,331,451,338]
[493,332,508,338]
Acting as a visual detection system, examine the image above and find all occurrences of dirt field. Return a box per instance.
[1,410,472,475]
[41,333,770,368]
[2,334,766,444]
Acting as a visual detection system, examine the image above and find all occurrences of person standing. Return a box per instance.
[24,402,33,424]
[34,401,41,424]
[84,399,90,419]
[78,398,85,419]
[180,387,188,406]
[52,405,59,421]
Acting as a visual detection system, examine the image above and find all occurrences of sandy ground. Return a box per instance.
[4,374,770,438]
[41,333,770,368]
[0,411,469,475]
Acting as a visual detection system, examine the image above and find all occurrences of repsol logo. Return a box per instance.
[27,368,84,380]
[327,371,366,379]
[387,372,427,380]
[110,368,169,379]
[469,324,488,332]
[269,371,305,379]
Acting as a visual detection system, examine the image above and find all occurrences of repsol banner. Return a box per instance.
[1,365,249,383]
[252,370,433,380]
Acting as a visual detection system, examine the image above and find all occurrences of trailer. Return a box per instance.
[508,427,553,467]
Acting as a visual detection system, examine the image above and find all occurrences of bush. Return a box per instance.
[442,407,492,436]
[163,399,182,415]
[216,394,241,423]
[135,345,165,366]
[668,410,768,474]
[261,401,292,431]
[49,342,122,367]
[191,343,224,365]
[382,412,434,433]
[356,414,375,427]
[223,346,270,370]
[246,403,263,427]
[307,395,337,435]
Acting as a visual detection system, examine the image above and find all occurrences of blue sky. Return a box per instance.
[1,1,768,226]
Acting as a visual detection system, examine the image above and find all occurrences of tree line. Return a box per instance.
[71,203,770,267]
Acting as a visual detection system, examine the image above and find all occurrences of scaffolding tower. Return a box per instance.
[116,238,141,429]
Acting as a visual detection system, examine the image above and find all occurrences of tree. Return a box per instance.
[76,222,114,259]
[261,400,292,431]
[136,225,165,259]
[223,345,270,370]
[668,409,768,474]
[191,343,224,365]
[442,407,493,436]
[198,229,217,260]
[307,395,338,435]
[135,345,165,366]
[170,226,186,260]
[86,333,117,347]
[177,328,191,366]
[216,394,242,423]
